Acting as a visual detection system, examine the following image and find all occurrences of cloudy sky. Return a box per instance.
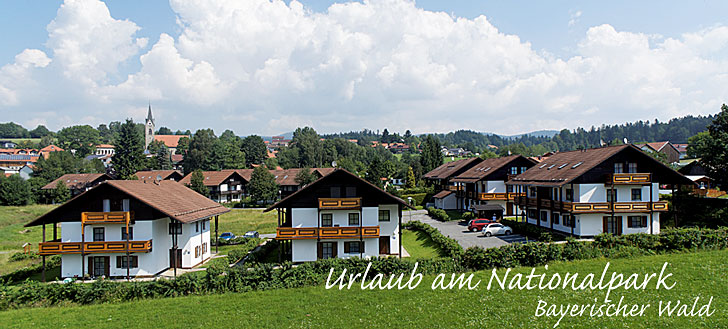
[1,0,728,136]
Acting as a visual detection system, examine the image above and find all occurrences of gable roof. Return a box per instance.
[27,180,228,227]
[452,155,535,183]
[264,169,413,212]
[423,157,483,180]
[179,169,243,186]
[508,144,691,187]
[433,190,453,199]
[638,141,678,154]
[135,170,183,182]
[42,173,112,190]
[154,135,188,148]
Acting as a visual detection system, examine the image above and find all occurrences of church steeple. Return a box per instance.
[146,102,155,126]
[144,103,155,150]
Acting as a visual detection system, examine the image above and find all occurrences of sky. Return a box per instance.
[1,0,728,136]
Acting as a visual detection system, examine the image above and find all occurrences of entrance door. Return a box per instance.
[506,202,514,216]
[169,249,183,268]
[379,236,390,254]
[603,216,622,235]
[89,256,109,277]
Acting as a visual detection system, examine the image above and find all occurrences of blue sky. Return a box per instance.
[1,0,727,135]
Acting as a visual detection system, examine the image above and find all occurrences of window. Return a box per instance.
[553,213,560,225]
[116,256,138,269]
[93,227,104,242]
[565,189,574,202]
[121,227,133,240]
[510,167,518,175]
[614,163,624,174]
[528,209,537,219]
[202,243,207,254]
[563,215,575,228]
[344,241,364,253]
[378,210,390,222]
[330,187,341,198]
[202,220,207,231]
[345,186,357,197]
[506,185,513,193]
[348,213,360,226]
[196,222,199,233]
[321,214,333,227]
[631,189,642,201]
[529,187,537,197]
[320,242,335,259]
[520,166,528,173]
[195,246,201,258]
[628,163,638,173]
[169,223,182,235]
[540,211,548,222]
[607,189,618,202]
[628,216,647,228]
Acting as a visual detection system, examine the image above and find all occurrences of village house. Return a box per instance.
[135,170,184,183]
[42,173,112,197]
[451,155,537,215]
[179,170,247,203]
[508,144,692,237]
[95,144,115,156]
[265,169,411,262]
[637,141,680,164]
[424,157,483,210]
[25,180,228,279]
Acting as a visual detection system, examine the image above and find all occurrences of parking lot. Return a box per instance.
[403,210,531,249]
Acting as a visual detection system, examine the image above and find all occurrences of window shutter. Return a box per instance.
[360,241,365,253]
[332,242,338,258]
[641,216,647,228]
[116,256,121,268]
[344,242,350,253]
[317,242,323,259]
[602,217,608,233]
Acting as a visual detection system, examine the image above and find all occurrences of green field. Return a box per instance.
[2,249,725,328]
[402,229,447,258]
[218,208,277,235]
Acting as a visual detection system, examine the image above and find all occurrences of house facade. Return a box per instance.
[266,169,410,263]
[179,170,247,203]
[451,155,537,215]
[637,141,680,164]
[508,145,692,237]
[25,180,228,279]
[42,173,112,196]
[424,157,483,209]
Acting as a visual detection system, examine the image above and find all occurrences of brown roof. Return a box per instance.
[42,173,111,190]
[638,141,675,153]
[135,170,183,182]
[40,145,64,152]
[155,135,188,148]
[170,154,183,163]
[452,155,529,183]
[424,157,483,180]
[26,180,229,226]
[433,190,453,199]
[179,170,242,186]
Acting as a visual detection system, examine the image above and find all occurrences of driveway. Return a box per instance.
[403,210,531,249]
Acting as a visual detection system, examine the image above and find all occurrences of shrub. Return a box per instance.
[426,207,450,221]
[9,252,38,262]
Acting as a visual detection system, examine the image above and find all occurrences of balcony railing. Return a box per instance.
[81,211,132,225]
[514,196,668,213]
[447,185,463,191]
[276,226,380,240]
[38,239,152,255]
[318,198,362,209]
[476,192,525,201]
[610,173,652,185]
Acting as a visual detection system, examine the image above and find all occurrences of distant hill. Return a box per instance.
[497,130,560,139]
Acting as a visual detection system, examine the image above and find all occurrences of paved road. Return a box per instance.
[403,210,530,249]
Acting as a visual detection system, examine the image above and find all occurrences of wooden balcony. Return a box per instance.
[318,198,362,210]
[477,192,525,201]
[38,239,152,255]
[276,226,380,240]
[561,201,668,213]
[447,185,463,191]
[609,173,652,185]
[81,211,132,225]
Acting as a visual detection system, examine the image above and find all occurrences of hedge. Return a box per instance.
[426,207,450,221]
[1,226,727,310]
[0,256,60,283]
[501,218,566,242]
[399,193,427,206]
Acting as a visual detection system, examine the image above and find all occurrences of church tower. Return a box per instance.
[144,104,155,150]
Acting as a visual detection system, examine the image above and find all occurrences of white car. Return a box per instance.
[481,223,512,237]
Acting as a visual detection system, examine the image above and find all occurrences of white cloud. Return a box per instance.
[2,0,728,136]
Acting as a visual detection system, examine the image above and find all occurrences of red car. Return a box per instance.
[468,219,496,232]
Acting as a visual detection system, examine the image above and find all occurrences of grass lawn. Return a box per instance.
[217,209,277,236]
[0,205,57,276]
[3,250,726,328]
[401,229,447,259]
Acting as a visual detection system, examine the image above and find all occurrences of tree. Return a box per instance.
[29,125,52,138]
[291,127,323,167]
[56,125,100,157]
[406,166,416,189]
[189,170,209,197]
[249,166,278,204]
[182,129,217,174]
[367,156,395,187]
[111,119,145,179]
[420,135,443,173]
[690,104,728,187]
[155,144,172,170]
[241,135,268,165]
[0,175,31,206]
[157,127,174,135]
[51,180,71,204]
[0,122,29,138]
[33,151,78,182]
[295,167,316,186]
[222,140,246,169]
[39,135,54,148]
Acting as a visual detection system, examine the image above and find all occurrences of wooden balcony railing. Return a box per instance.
[610,173,652,185]
[81,211,132,225]
[276,226,380,240]
[513,196,668,213]
[38,239,152,255]
[318,198,362,209]
[447,185,463,191]
[476,192,525,201]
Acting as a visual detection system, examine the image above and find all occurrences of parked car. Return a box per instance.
[243,231,260,239]
[481,223,512,237]
[219,232,236,241]
[468,219,496,232]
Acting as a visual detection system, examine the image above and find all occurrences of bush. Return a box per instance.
[226,238,263,265]
[0,255,60,283]
[399,193,427,206]
[426,207,450,221]
[9,252,38,262]
[462,212,476,221]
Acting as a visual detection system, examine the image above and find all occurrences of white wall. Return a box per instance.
[485,181,506,193]
[292,238,381,262]
[434,193,457,210]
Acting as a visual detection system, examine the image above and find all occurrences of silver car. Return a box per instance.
[481,223,512,237]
